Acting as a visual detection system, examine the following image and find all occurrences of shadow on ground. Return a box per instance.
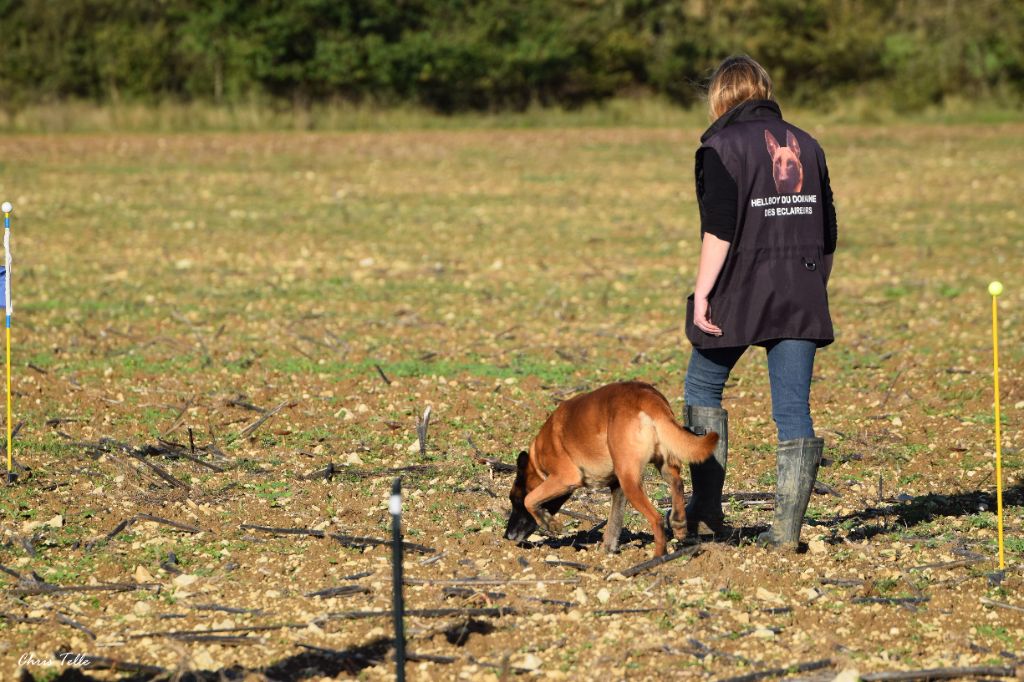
[24,637,395,682]
[820,483,1024,543]
[534,483,1024,552]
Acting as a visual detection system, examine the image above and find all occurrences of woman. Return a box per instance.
[682,55,838,550]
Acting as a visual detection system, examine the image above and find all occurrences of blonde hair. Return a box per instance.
[707,55,775,120]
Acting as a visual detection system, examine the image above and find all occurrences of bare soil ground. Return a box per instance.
[0,124,1022,680]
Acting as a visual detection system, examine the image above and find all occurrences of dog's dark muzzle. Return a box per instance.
[504,508,537,543]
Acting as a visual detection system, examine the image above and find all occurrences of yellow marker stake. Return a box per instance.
[3,203,10,484]
[988,280,1004,569]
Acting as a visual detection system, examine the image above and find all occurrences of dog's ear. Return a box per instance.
[517,450,529,471]
[765,129,780,157]
[786,129,801,158]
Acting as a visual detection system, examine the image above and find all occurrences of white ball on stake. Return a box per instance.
[0,202,11,214]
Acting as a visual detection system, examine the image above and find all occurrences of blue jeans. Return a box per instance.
[684,339,817,441]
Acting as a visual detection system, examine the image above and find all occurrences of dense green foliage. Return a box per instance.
[0,0,1021,116]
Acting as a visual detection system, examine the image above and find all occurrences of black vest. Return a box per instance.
[686,100,834,349]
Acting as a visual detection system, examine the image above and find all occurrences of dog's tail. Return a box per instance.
[653,413,718,465]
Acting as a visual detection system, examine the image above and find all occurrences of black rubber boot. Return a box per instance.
[757,437,824,550]
[683,405,732,539]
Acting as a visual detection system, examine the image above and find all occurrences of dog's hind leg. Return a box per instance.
[603,482,625,553]
[524,478,577,537]
[660,462,688,540]
[617,469,668,557]
[609,412,670,556]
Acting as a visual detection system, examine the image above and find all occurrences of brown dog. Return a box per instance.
[504,382,718,557]
[765,129,803,193]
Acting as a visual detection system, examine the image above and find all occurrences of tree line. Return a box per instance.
[0,0,1020,119]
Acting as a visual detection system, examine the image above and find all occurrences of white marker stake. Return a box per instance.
[390,477,406,680]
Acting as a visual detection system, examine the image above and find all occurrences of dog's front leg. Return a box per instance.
[524,479,575,537]
[603,483,625,553]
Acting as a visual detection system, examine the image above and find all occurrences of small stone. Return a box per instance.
[832,669,860,682]
[23,514,63,533]
[596,588,610,605]
[173,574,199,588]
[191,649,216,670]
[809,539,827,554]
[606,572,626,581]
[756,587,783,604]
[134,601,152,616]
[515,653,542,671]
[752,627,776,639]
[345,453,364,466]
[134,565,154,583]
[573,587,589,605]
[891,415,903,427]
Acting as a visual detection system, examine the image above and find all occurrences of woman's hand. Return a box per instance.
[692,232,730,337]
[693,295,722,336]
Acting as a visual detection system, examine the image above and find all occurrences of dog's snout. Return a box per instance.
[504,505,538,544]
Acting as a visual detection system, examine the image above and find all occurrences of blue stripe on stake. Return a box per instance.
[390,477,406,681]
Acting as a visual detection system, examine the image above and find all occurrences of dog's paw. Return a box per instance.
[536,511,563,536]
[541,521,564,536]
[671,522,688,541]
[663,509,687,536]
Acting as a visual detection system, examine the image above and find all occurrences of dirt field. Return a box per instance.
[0,122,1022,681]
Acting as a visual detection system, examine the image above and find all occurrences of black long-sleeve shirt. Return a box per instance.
[697,148,838,254]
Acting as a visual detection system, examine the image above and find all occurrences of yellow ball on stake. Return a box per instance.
[988,280,1003,297]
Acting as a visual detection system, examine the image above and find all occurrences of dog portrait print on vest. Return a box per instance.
[765,129,803,193]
